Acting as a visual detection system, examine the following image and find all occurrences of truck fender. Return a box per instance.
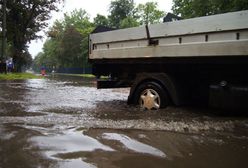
[128,73,181,106]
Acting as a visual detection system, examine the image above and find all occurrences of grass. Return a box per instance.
[76,74,109,79]
[0,72,108,80]
[52,73,110,79]
[53,73,96,78]
[0,73,43,80]
[73,74,96,78]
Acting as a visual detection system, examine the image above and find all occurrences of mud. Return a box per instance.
[0,74,248,168]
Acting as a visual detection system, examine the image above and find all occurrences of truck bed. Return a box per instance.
[89,10,248,60]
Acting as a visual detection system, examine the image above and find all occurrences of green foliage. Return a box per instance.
[108,0,164,28]
[0,0,63,72]
[108,0,136,28]
[120,16,139,28]
[40,39,59,70]
[32,52,44,72]
[20,50,33,71]
[137,2,165,25]
[94,14,110,27]
[63,9,94,35]
[59,26,84,68]
[33,9,94,72]
[172,0,248,18]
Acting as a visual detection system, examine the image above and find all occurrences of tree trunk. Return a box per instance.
[12,38,25,72]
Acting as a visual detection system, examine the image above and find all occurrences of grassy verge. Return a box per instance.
[0,73,42,80]
[77,74,96,78]
[53,73,96,78]
[53,73,111,79]
[70,73,108,79]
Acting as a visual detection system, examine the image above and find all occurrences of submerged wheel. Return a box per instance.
[134,81,169,110]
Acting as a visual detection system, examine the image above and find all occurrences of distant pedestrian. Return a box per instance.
[5,58,14,73]
[7,60,14,73]
[41,66,46,76]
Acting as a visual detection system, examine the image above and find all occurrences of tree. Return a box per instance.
[59,9,94,68]
[34,9,94,72]
[137,2,165,25]
[108,0,136,28]
[94,14,109,27]
[0,0,63,71]
[42,38,60,69]
[21,50,33,70]
[62,9,94,37]
[172,0,248,19]
[59,26,84,68]
[120,16,139,28]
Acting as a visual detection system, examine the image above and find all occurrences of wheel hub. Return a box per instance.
[140,89,160,110]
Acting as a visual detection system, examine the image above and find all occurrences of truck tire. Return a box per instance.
[134,81,169,110]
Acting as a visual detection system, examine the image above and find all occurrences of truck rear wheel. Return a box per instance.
[134,81,169,110]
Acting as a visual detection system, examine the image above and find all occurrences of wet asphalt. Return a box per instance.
[0,74,248,168]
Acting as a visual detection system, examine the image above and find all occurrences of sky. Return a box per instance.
[28,0,173,58]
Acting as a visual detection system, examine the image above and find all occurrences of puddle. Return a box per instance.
[1,123,248,168]
[31,128,115,158]
[102,133,166,158]
[30,127,167,167]
[29,126,248,168]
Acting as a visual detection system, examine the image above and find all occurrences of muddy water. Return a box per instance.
[0,75,248,168]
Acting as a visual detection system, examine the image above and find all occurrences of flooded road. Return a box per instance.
[0,75,248,168]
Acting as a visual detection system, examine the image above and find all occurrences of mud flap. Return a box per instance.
[97,80,130,89]
[209,84,248,111]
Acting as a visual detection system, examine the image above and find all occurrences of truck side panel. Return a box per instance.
[88,10,248,110]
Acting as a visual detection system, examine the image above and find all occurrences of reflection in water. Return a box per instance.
[58,158,97,168]
[31,128,114,167]
[32,128,114,158]
[31,128,167,167]
[102,133,166,158]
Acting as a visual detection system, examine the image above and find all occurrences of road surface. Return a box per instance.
[0,74,248,168]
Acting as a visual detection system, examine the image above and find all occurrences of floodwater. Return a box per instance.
[0,74,248,168]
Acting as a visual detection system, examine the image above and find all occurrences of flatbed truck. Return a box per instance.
[89,10,248,110]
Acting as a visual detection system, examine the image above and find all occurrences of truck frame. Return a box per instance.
[89,10,248,110]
